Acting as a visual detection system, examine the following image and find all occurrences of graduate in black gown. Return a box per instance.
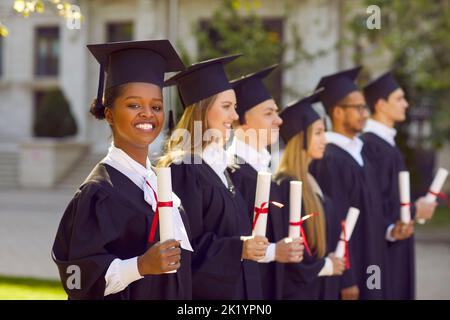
[159,55,268,300]
[309,67,386,300]
[52,40,193,300]
[361,72,437,299]
[275,90,345,300]
[226,65,304,300]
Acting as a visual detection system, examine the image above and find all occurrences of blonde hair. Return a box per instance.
[158,95,218,167]
[275,126,327,258]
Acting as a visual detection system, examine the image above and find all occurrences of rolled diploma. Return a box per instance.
[288,181,302,239]
[399,171,411,223]
[252,172,272,237]
[418,168,449,224]
[335,207,360,258]
[155,167,176,273]
[155,167,175,242]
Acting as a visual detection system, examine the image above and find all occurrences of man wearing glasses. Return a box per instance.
[310,67,386,300]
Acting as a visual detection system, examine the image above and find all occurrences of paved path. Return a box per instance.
[0,189,74,280]
[0,188,449,299]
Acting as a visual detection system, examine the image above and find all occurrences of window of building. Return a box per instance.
[106,22,134,42]
[34,27,59,76]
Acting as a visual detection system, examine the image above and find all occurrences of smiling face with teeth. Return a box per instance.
[104,82,164,165]
[205,89,239,145]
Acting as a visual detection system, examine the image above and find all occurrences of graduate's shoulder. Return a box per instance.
[361,132,394,154]
[273,173,295,190]
[76,163,117,199]
[168,154,210,184]
[320,143,354,165]
[228,162,257,182]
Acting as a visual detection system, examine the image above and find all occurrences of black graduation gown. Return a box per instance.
[52,163,192,300]
[361,132,415,300]
[275,176,341,300]
[170,157,262,300]
[228,158,285,300]
[320,195,343,300]
[310,143,386,300]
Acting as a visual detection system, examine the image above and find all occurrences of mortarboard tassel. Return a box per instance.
[303,123,309,150]
[95,64,105,110]
[168,109,175,133]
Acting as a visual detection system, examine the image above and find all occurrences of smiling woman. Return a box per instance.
[51,40,193,300]
[100,82,164,166]
[158,55,268,300]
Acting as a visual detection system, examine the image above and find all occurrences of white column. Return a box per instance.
[60,0,90,142]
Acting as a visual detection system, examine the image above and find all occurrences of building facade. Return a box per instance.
[0,0,448,190]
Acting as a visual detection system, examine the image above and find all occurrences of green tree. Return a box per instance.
[34,88,78,138]
[177,0,325,113]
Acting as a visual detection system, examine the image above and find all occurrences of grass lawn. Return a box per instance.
[0,276,66,300]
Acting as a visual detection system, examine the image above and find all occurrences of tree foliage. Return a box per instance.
[34,88,78,138]
[349,0,450,148]
[178,0,325,108]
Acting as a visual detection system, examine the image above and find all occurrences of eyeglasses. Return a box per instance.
[339,103,370,113]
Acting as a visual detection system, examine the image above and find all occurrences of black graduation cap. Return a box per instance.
[87,39,185,110]
[279,88,323,148]
[363,71,400,112]
[315,66,362,113]
[164,54,241,107]
[230,64,278,124]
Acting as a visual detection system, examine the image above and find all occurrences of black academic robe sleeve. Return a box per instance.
[320,195,343,300]
[362,133,417,228]
[310,153,359,290]
[362,133,415,299]
[170,162,246,299]
[228,162,286,300]
[52,183,119,300]
[362,134,399,231]
[272,177,325,300]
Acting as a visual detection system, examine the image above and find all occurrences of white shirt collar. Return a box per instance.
[201,142,229,187]
[364,118,397,146]
[226,136,271,173]
[100,142,183,211]
[325,131,364,166]
[101,143,152,189]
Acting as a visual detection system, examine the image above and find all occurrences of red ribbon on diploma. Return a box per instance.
[400,202,411,207]
[340,220,350,270]
[429,190,450,207]
[146,181,173,243]
[252,201,283,231]
[289,213,318,256]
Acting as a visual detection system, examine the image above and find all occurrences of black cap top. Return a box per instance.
[363,71,400,112]
[279,89,323,148]
[230,64,278,124]
[316,66,362,112]
[164,54,241,107]
[87,39,185,109]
